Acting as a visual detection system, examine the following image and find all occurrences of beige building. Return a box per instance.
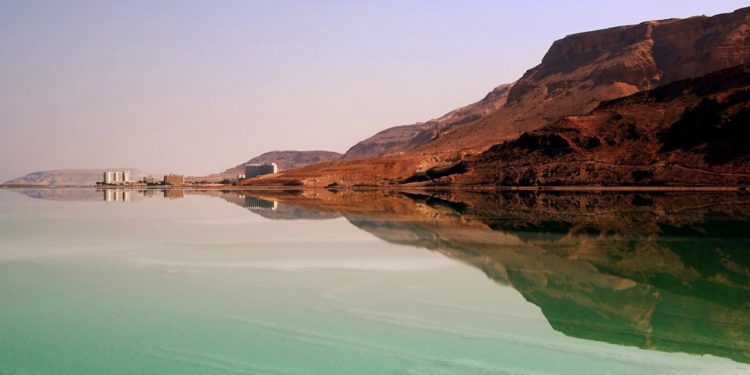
[163,174,185,185]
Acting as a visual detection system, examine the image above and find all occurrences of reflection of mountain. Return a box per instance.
[17,188,146,203]
[13,187,750,362]
[14,188,338,220]
[245,189,750,364]
[18,188,105,202]
[17,188,183,203]
[187,190,341,220]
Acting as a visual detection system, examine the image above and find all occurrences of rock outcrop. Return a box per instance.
[343,84,512,159]
[460,64,750,186]
[422,6,750,153]
[240,6,750,187]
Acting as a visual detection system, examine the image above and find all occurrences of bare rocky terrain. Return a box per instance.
[240,6,750,188]
[458,65,750,186]
[343,84,512,159]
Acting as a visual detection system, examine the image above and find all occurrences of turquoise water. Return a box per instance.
[0,189,749,374]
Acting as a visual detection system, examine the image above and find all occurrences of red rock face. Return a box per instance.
[422,6,750,154]
[342,84,512,160]
[237,6,750,187]
[653,8,750,82]
[461,65,750,186]
[510,8,750,105]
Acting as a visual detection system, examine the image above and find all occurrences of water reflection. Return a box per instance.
[11,187,750,364]
[163,189,184,200]
[232,189,750,364]
[103,189,132,202]
[240,195,278,210]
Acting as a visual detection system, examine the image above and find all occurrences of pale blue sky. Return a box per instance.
[1,1,748,180]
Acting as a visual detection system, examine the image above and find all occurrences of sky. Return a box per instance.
[1,0,748,181]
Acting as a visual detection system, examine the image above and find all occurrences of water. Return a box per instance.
[1,188,749,374]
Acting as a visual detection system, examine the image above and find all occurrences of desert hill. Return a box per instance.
[200,150,342,181]
[240,6,750,187]
[343,83,512,159]
[459,64,750,186]
[420,6,750,154]
[3,169,151,186]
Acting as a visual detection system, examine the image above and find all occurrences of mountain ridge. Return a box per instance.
[239,5,750,187]
[459,64,750,186]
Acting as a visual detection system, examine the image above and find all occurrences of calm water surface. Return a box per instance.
[1,188,749,374]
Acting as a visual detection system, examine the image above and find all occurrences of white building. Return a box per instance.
[244,163,278,178]
[103,171,130,184]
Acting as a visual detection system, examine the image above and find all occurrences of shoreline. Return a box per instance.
[0,184,747,192]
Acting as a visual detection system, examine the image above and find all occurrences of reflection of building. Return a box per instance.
[163,174,185,185]
[244,163,278,178]
[143,176,159,184]
[103,171,130,184]
[163,189,184,199]
[103,189,130,202]
[243,196,278,210]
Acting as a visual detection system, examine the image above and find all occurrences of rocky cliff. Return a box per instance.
[240,6,750,187]
[459,64,750,186]
[343,84,512,159]
[422,6,750,153]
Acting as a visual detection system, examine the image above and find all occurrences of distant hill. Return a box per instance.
[343,83,512,159]
[3,169,151,186]
[200,150,342,181]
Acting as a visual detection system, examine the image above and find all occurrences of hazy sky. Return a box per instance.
[1,1,748,181]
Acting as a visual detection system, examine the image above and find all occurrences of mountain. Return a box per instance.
[3,169,150,186]
[459,64,750,186]
[200,150,342,181]
[343,83,512,159]
[419,6,750,154]
[240,6,750,187]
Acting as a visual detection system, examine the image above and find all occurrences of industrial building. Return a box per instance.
[244,163,278,178]
[163,174,185,185]
[103,171,130,184]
